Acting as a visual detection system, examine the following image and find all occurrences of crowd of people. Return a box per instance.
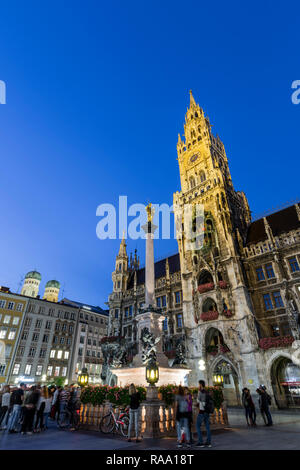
[125,380,275,448]
[0,382,81,435]
[0,380,275,446]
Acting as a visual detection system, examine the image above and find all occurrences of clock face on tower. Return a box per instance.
[190,154,198,164]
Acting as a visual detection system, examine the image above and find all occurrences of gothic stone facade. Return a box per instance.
[107,92,300,407]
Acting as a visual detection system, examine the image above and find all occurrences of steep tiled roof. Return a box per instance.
[127,253,180,289]
[246,204,300,245]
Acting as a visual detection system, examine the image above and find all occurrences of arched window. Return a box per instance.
[198,270,213,286]
[202,297,217,312]
[200,171,206,183]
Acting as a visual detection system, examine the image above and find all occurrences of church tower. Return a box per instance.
[112,234,129,293]
[21,271,41,298]
[174,91,260,394]
[108,235,129,336]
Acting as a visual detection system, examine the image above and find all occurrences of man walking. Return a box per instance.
[259,385,273,426]
[195,380,212,448]
[7,383,26,433]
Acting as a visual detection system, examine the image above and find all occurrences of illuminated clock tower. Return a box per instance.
[174,91,260,391]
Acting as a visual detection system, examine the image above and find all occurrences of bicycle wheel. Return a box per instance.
[119,415,130,437]
[100,414,115,434]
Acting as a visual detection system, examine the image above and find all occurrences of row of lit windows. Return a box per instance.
[0,301,23,311]
[13,363,67,377]
[0,327,17,340]
[50,349,69,359]
[263,291,284,310]
[0,314,20,326]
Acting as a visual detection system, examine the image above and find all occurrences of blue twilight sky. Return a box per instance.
[0,0,299,308]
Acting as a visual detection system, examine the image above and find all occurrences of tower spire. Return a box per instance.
[189,89,196,108]
[118,231,127,257]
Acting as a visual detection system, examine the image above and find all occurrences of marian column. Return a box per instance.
[112,202,191,387]
[143,203,156,307]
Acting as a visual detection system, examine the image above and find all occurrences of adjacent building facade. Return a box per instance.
[0,288,28,384]
[0,274,109,386]
[106,92,300,409]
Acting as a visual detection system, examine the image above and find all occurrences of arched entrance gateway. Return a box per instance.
[205,328,241,406]
[271,356,300,409]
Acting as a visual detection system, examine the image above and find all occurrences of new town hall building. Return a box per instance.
[107,92,300,408]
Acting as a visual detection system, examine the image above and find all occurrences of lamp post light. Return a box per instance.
[146,360,159,386]
[78,367,89,387]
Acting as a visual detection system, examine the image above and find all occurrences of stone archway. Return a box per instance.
[204,327,241,406]
[270,356,300,409]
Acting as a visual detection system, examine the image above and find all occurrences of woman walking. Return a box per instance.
[185,387,194,443]
[34,386,48,432]
[44,387,52,430]
[127,384,141,443]
[175,385,191,448]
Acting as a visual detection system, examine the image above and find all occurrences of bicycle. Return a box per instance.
[100,405,129,437]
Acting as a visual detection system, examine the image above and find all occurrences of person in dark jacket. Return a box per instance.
[7,383,26,433]
[242,388,256,426]
[127,384,142,443]
[195,380,212,448]
[259,386,273,426]
[21,386,40,434]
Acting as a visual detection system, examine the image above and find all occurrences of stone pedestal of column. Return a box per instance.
[142,386,164,438]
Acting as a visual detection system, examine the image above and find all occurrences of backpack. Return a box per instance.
[205,394,215,414]
[267,394,272,406]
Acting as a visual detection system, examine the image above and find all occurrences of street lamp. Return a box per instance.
[146,360,159,386]
[78,367,89,387]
